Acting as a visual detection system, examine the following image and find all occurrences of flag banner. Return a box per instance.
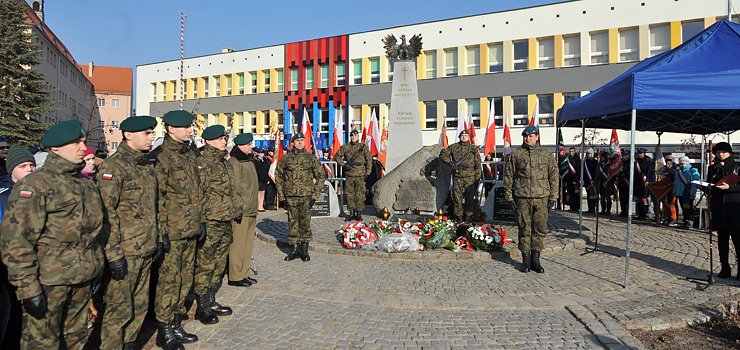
[503,112,512,157]
[646,177,673,200]
[528,102,540,143]
[378,127,388,168]
[588,185,597,199]
[301,108,313,154]
[483,98,496,156]
[607,156,623,181]
[268,131,284,181]
[609,129,620,156]
[366,109,381,156]
[439,125,449,148]
[467,109,477,145]
[331,106,344,160]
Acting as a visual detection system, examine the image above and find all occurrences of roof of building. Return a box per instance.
[78,64,133,95]
[21,0,82,74]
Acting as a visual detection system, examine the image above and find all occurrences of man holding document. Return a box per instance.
[706,142,740,279]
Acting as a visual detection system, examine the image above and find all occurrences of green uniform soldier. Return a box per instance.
[96,116,162,350]
[228,133,259,287]
[275,132,325,262]
[440,130,482,221]
[151,110,204,350]
[0,120,105,350]
[335,129,371,221]
[193,125,238,325]
[503,125,559,274]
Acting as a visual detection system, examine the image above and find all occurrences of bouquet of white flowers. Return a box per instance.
[466,224,503,251]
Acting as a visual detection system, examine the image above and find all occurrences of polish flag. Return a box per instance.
[455,105,467,143]
[483,98,496,156]
[503,113,512,157]
[361,109,371,144]
[529,101,540,143]
[331,105,344,160]
[467,109,477,145]
[268,130,283,180]
[365,109,381,156]
[301,108,313,154]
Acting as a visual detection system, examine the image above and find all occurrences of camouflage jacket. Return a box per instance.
[0,152,105,300]
[275,147,325,199]
[96,142,159,261]
[198,145,238,222]
[151,134,203,241]
[440,141,482,179]
[335,141,372,178]
[228,148,258,217]
[504,142,559,201]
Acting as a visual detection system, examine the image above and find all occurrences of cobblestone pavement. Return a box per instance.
[176,208,740,350]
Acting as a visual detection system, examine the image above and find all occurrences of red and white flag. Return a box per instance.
[361,109,371,143]
[503,113,512,157]
[483,98,496,156]
[528,101,540,143]
[455,105,467,143]
[268,130,283,180]
[609,129,620,156]
[467,108,477,145]
[331,106,344,160]
[301,108,313,154]
[365,109,381,156]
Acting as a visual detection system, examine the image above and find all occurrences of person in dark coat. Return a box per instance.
[264,149,277,210]
[253,147,271,212]
[634,148,652,220]
[583,148,599,213]
[564,147,581,212]
[707,142,740,279]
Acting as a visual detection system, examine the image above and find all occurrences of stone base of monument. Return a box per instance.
[310,180,341,218]
[371,145,452,216]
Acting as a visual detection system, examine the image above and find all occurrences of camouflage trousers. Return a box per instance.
[155,238,195,323]
[345,176,366,211]
[286,196,313,245]
[452,176,478,217]
[22,281,91,350]
[100,255,152,350]
[194,221,233,295]
[514,197,549,253]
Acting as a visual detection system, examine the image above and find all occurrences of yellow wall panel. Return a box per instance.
[186,79,194,99]
[416,53,426,80]
[554,93,563,125]
[638,25,650,61]
[554,35,564,68]
[256,111,264,134]
[419,101,425,127]
[361,105,370,128]
[165,81,173,101]
[437,100,445,130]
[480,97,489,128]
[220,74,228,97]
[362,58,370,85]
[608,28,619,63]
[480,43,489,74]
[503,41,513,72]
[704,17,716,27]
[270,68,278,92]
[670,21,682,49]
[380,56,389,83]
[502,96,512,124]
[257,70,265,94]
[231,73,239,95]
[528,38,537,70]
[437,48,445,77]
[196,77,204,99]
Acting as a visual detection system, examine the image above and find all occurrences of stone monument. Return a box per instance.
[310,180,341,217]
[383,34,424,173]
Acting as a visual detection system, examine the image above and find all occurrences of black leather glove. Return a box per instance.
[279,200,288,209]
[109,257,128,281]
[309,199,316,207]
[343,164,354,173]
[548,200,557,211]
[450,163,459,171]
[235,214,243,224]
[198,223,207,242]
[23,293,47,320]
[161,234,171,253]
[508,200,517,212]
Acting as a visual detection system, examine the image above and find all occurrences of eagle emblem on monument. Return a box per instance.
[382,34,423,61]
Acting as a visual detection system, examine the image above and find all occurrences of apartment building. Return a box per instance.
[80,63,133,153]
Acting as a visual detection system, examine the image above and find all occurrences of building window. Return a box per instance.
[277,111,284,132]
[251,72,257,94]
[489,97,504,126]
[305,66,314,89]
[563,92,581,105]
[203,77,209,96]
[319,107,330,136]
[264,71,271,93]
[590,31,609,64]
[111,121,120,130]
[238,73,244,94]
[276,69,284,92]
[336,62,346,87]
[262,111,270,134]
[352,60,362,85]
[172,81,177,100]
[537,38,554,69]
[466,46,480,75]
[425,51,437,78]
[215,76,221,96]
[235,112,244,133]
[351,106,362,131]
[650,25,671,57]
[320,64,329,88]
[513,41,529,71]
[425,101,437,130]
[111,142,119,151]
[444,48,458,76]
[249,112,257,133]
[537,95,554,125]
[488,44,503,73]
[112,99,119,108]
[682,21,704,43]
[619,28,639,62]
[291,69,299,91]
[512,96,528,125]
[227,75,232,95]
[370,58,380,83]
[97,98,105,107]
[466,99,480,127]
[162,84,167,100]
[97,142,106,151]
[563,35,581,67]
[444,99,458,128]
[97,120,105,129]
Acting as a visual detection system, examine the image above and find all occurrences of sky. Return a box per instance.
[36,0,564,70]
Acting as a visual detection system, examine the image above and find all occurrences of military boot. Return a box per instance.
[171,313,198,343]
[208,288,233,316]
[195,294,218,325]
[531,251,545,273]
[300,241,311,262]
[284,243,300,261]
[156,321,185,350]
[355,210,362,221]
[123,343,137,350]
[520,252,531,273]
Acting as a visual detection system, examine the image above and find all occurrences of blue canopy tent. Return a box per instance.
[557,19,740,288]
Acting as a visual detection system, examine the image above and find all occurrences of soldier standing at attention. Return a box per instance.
[0,120,105,349]
[96,116,163,350]
[150,110,203,350]
[275,132,325,262]
[504,125,558,274]
[228,133,259,287]
[335,129,371,221]
[193,125,238,325]
[440,130,482,222]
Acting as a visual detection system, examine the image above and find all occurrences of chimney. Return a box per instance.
[32,0,44,22]
[88,62,93,77]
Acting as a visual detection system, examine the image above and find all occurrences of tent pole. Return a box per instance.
[579,121,585,236]
[625,109,637,289]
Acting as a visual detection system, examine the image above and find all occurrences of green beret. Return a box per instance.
[459,130,469,136]
[350,129,360,136]
[120,116,158,132]
[201,125,226,140]
[521,125,538,136]
[234,133,254,145]
[28,146,40,154]
[42,120,85,147]
[162,110,194,127]
[291,132,305,142]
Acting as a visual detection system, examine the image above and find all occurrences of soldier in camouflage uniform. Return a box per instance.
[193,125,239,325]
[150,110,204,350]
[503,125,559,274]
[96,116,162,350]
[0,120,105,350]
[335,129,371,221]
[275,132,325,262]
[440,130,482,221]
